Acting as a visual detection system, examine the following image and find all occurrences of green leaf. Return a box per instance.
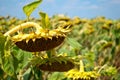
[23,0,42,18]
[0,34,6,64]
[1,37,15,76]
[4,36,11,57]
[2,55,15,76]
[0,35,16,77]
[66,37,82,50]
[39,12,51,29]
[0,36,32,76]
[23,68,32,80]
[12,47,32,73]
[31,67,43,80]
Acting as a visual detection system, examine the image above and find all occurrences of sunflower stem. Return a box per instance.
[79,60,84,72]
[4,22,42,36]
[47,49,56,58]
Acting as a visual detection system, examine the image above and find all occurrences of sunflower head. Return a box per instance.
[65,69,100,80]
[31,55,75,72]
[4,12,71,52]
[4,21,70,52]
[65,60,100,80]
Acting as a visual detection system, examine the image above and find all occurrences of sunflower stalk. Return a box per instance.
[51,49,57,56]
[4,22,42,36]
[47,49,56,58]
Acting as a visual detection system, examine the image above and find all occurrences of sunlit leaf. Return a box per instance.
[0,35,16,76]
[12,47,32,73]
[0,34,6,64]
[39,12,51,29]
[23,0,42,18]
[1,37,15,76]
[2,55,15,76]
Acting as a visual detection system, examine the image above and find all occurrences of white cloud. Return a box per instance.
[77,5,99,10]
[97,0,120,9]
[62,0,99,11]
[82,1,91,5]
[110,0,120,4]
[86,5,99,9]
[98,0,120,4]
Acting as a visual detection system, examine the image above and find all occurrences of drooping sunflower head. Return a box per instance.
[31,55,75,72]
[4,21,71,52]
[65,69,100,80]
[4,12,72,52]
[65,60,100,80]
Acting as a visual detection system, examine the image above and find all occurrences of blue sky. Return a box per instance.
[0,0,120,19]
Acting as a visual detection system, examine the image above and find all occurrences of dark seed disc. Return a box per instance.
[38,61,74,72]
[15,36,65,52]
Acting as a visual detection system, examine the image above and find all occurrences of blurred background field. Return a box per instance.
[0,15,120,80]
[0,0,120,19]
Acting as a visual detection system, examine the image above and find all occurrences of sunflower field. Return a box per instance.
[0,0,120,80]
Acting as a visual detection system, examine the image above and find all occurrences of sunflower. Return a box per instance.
[31,55,75,72]
[4,21,71,52]
[65,60,100,80]
[65,69,99,80]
